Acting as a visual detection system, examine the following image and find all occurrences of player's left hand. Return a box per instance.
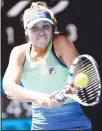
[49,91,66,107]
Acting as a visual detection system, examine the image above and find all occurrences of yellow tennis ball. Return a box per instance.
[74,73,88,88]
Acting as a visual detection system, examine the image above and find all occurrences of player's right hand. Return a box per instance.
[35,92,64,108]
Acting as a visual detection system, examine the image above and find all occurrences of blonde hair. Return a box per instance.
[22,1,57,26]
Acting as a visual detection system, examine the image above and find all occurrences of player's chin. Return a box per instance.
[38,42,48,48]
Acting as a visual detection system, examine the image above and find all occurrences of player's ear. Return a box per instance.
[25,29,28,36]
[25,30,29,42]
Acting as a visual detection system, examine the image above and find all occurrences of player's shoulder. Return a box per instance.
[11,43,29,55]
[54,32,72,46]
[9,43,30,62]
[54,31,66,39]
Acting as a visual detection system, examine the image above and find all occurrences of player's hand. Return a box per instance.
[35,92,65,108]
[50,91,66,105]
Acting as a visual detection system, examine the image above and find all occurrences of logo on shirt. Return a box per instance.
[49,67,56,74]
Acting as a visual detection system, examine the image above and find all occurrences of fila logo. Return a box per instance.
[49,67,56,74]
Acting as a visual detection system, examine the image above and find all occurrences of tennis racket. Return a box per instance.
[55,54,101,106]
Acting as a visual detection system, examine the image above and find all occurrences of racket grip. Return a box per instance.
[55,91,65,101]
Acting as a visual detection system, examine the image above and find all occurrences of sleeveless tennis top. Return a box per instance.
[21,41,75,106]
[21,41,91,130]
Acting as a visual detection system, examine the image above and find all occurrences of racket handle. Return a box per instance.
[55,91,65,101]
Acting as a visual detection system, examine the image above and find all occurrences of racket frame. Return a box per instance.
[55,54,101,106]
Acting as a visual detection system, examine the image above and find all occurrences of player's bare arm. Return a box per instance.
[54,35,79,67]
[3,45,63,108]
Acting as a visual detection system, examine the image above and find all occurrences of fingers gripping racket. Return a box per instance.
[55,54,101,106]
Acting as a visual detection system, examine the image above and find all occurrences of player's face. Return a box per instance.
[26,21,53,47]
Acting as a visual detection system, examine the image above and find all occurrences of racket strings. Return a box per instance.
[74,58,100,103]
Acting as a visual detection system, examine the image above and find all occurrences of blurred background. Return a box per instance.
[1,0,102,130]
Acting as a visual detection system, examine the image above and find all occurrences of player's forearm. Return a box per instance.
[3,83,41,103]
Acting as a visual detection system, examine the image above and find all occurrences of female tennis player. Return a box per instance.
[3,2,91,130]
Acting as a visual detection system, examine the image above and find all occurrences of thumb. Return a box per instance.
[49,91,59,99]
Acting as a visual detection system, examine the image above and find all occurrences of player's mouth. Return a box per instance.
[37,36,47,40]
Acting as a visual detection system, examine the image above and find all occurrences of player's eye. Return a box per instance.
[32,26,39,31]
[43,24,51,30]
